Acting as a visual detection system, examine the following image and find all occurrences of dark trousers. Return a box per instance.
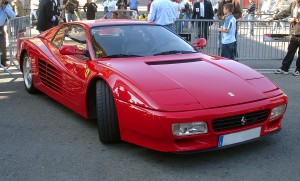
[0,26,7,65]
[221,41,236,60]
[197,20,209,40]
[281,35,300,71]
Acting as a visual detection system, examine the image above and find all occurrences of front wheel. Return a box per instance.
[96,80,120,143]
[22,53,37,94]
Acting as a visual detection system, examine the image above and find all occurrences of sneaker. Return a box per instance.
[293,70,300,76]
[274,69,289,74]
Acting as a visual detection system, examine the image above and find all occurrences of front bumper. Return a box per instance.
[115,94,287,152]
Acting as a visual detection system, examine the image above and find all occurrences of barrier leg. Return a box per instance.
[0,52,12,75]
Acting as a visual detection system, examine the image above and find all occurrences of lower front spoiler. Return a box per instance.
[173,128,281,154]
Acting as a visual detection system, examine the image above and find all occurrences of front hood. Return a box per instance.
[103,54,269,110]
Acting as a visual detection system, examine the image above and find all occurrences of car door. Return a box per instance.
[49,24,90,113]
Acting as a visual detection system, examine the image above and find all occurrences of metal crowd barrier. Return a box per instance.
[1,16,31,75]
[175,19,289,60]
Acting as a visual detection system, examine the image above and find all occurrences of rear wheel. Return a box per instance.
[22,53,37,93]
[96,80,120,143]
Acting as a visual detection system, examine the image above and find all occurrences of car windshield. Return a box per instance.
[90,25,197,58]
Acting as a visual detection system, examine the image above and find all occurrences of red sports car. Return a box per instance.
[17,20,288,153]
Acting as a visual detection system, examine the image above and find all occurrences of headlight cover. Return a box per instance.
[172,122,208,136]
[270,104,287,120]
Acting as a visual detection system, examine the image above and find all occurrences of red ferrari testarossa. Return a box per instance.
[17,20,288,152]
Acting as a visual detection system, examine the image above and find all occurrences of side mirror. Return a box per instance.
[192,38,207,49]
[59,45,85,55]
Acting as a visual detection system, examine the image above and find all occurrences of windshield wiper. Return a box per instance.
[153,50,196,56]
[102,54,143,58]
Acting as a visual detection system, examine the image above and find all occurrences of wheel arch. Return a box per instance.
[19,49,28,72]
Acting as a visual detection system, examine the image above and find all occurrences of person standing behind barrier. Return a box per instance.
[129,0,139,15]
[103,0,115,18]
[181,0,192,30]
[148,0,177,32]
[218,3,236,59]
[242,0,255,36]
[74,1,81,21]
[116,0,128,10]
[84,0,97,20]
[102,0,109,14]
[52,0,61,26]
[268,0,300,76]
[11,0,24,17]
[217,0,241,58]
[0,0,16,67]
[261,0,271,19]
[63,0,78,22]
[192,0,214,40]
[30,0,39,27]
[37,0,61,33]
[271,0,285,30]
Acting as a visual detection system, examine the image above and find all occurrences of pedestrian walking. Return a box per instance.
[148,0,177,32]
[268,0,300,76]
[0,0,16,67]
[83,0,97,20]
[218,3,236,60]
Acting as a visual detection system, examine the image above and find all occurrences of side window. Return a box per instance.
[62,25,87,50]
[52,25,69,47]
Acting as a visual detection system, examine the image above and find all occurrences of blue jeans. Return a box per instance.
[248,14,254,35]
[177,20,183,33]
[164,24,174,32]
[66,13,78,22]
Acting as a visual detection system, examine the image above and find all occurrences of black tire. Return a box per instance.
[96,80,120,143]
[22,52,38,94]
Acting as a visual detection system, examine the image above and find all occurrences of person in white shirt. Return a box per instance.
[103,0,116,18]
[148,0,177,32]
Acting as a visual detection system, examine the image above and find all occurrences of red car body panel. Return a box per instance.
[17,21,288,152]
